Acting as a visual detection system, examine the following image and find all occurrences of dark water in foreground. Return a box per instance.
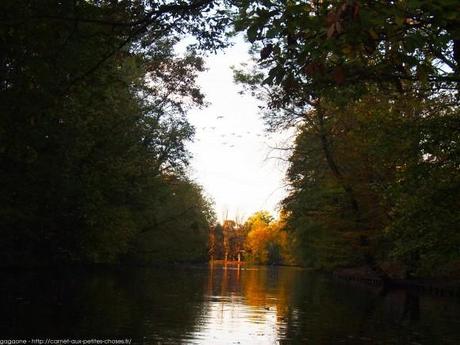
[1,264,459,344]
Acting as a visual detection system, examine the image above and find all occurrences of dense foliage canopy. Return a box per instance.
[233,0,460,277]
[0,0,229,265]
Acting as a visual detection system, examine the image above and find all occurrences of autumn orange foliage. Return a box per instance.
[244,211,296,265]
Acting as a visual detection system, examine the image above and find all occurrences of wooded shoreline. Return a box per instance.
[333,266,460,298]
[1,260,459,299]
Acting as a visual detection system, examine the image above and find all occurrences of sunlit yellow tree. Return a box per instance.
[244,211,296,265]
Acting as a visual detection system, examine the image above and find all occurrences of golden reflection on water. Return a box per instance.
[2,266,460,344]
[190,263,298,344]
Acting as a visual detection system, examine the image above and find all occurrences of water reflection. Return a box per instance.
[0,265,459,344]
[193,263,297,345]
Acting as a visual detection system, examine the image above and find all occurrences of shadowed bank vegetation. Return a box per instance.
[233,0,460,278]
[0,0,231,266]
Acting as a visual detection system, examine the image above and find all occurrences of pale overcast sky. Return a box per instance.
[185,38,293,222]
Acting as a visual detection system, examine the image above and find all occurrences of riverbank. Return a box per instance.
[333,266,460,298]
[3,260,459,298]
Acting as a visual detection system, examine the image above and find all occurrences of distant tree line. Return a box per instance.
[209,211,296,265]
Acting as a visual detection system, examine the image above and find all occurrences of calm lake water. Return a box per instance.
[1,264,459,344]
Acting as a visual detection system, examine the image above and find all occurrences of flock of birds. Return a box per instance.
[194,114,264,148]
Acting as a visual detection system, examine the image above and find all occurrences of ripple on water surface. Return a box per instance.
[1,265,460,345]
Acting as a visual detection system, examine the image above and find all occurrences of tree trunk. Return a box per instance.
[316,107,362,223]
